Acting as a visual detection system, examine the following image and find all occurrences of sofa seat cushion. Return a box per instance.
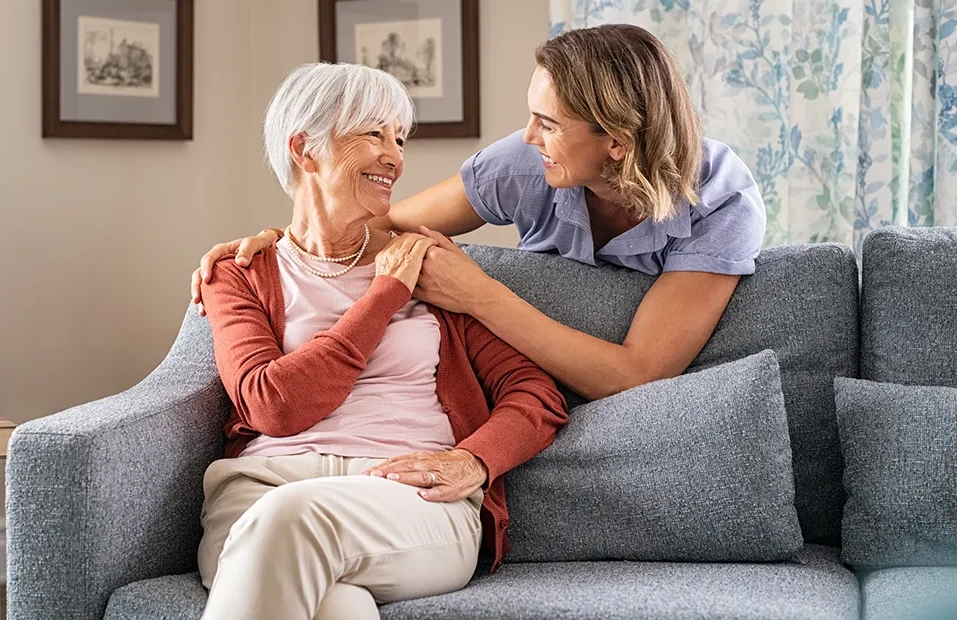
[861,566,957,620]
[104,573,206,620]
[381,545,857,620]
[104,546,856,620]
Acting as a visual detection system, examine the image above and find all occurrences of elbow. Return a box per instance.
[586,357,671,401]
[235,388,304,437]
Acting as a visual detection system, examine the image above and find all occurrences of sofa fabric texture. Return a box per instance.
[860,226,957,388]
[469,243,858,547]
[860,566,957,620]
[835,377,957,568]
[102,546,858,620]
[504,349,803,563]
[27,234,957,620]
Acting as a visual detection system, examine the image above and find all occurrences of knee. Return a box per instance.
[316,583,379,620]
[240,483,322,530]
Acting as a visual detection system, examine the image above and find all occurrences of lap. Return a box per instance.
[199,452,483,602]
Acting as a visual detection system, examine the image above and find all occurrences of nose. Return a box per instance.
[522,116,540,145]
[379,140,402,168]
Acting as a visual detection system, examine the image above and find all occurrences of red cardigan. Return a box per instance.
[200,245,569,570]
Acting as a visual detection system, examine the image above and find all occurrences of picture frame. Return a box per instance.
[42,0,194,140]
[319,0,479,139]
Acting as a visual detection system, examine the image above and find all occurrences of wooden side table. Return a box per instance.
[0,418,13,620]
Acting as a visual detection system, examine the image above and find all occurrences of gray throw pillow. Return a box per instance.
[503,349,803,563]
[835,377,957,568]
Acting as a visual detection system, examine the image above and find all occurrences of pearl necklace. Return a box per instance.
[284,225,371,278]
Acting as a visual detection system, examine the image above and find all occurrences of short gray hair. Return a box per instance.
[263,63,415,195]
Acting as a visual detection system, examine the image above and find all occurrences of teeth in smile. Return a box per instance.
[542,154,556,164]
[363,173,393,187]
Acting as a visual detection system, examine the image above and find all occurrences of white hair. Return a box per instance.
[263,62,415,196]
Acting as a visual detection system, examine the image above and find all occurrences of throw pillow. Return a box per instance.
[835,377,957,568]
[503,349,804,563]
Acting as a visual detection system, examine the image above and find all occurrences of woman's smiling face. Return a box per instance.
[316,121,406,217]
[522,66,618,190]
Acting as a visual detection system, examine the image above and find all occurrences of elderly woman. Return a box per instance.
[197,63,568,620]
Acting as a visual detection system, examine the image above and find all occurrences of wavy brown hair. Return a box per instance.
[535,24,702,221]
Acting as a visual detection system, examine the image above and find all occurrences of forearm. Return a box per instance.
[208,275,411,435]
[470,282,644,400]
[387,174,487,236]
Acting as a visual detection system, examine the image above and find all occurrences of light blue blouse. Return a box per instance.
[459,130,767,275]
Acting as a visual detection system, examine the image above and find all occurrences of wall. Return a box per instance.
[0,0,549,425]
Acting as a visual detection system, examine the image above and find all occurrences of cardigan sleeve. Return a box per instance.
[455,315,569,481]
[201,261,411,437]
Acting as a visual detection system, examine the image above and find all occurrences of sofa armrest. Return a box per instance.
[6,306,229,620]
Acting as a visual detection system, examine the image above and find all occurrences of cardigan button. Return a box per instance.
[442,405,450,413]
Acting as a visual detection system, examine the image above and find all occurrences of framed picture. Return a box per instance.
[42,0,194,140]
[319,0,479,139]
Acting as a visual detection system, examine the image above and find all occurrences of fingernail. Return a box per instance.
[201,271,208,280]
[369,470,382,477]
[419,490,429,498]
[387,473,399,480]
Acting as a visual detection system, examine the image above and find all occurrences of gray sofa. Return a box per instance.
[6,226,957,619]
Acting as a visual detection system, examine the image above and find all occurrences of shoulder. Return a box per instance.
[204,245,279,293]
[460,130,553,225]
[462,130,548,185]
[692,138,765,224]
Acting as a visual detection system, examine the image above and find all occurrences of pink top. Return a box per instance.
[240,237,455,458]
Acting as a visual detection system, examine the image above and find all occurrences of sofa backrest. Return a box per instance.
[861,227,957,388]
[465,243,860,546]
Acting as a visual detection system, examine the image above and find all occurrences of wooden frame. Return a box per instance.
[42,0,194,140]
[318,0,479,139]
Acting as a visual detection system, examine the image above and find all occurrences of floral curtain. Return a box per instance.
[550,0,957,252]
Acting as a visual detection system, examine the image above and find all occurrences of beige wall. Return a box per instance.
[0,0,549,424]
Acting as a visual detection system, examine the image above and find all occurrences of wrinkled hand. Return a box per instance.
[375,233,437,293]
[364,449,488,502]
[190,229,281,316]
[414,226,495,314]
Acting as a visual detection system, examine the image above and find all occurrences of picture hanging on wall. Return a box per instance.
[319,0,479,139]
[42,0,194,139]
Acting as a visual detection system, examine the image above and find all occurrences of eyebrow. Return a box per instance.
[532,111,561,125]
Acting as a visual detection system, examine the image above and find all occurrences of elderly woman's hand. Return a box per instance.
[364,449,488,502]
[375,233,437,293]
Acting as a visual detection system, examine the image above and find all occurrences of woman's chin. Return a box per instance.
[543,170,574,189]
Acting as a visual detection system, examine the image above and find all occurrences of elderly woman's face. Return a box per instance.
[316,121,406,216]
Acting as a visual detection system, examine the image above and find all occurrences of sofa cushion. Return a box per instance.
[860,566,957,620]
[466,243,858,546]
[104,573,205,620]
[104,547,857,620]
[381,545,858,620]
[860,226,957,387]
[835,377,957,568]
[504,350,802,563]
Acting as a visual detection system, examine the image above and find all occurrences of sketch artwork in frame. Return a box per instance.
[320,0,479,139]
[42,0,194,140]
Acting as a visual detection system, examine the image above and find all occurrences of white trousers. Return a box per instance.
[197,452,484,620]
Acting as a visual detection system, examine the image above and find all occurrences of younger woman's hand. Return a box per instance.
[190,229,281,315]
